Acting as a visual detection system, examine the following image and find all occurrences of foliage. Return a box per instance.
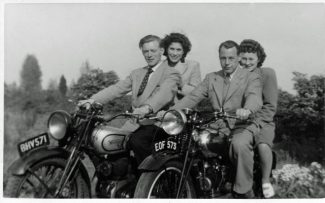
[80,60,92,75]
[71,68,119,100]
[275,72,325,164]
[4,82,23,108]
[20,54,42,93]
[59,75,68,96]
[70,68,131,113]
[272,162,325,198]
[47,78,58,91]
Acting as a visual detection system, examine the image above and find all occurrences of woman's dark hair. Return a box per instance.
[161,33,192,63]
[239,39,267,67]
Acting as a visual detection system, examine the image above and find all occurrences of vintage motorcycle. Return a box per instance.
[134,108,276,198]
[4,102,156,198]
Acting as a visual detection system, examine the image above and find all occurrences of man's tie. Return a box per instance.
[222,74,231,106]
[137,68,153,96]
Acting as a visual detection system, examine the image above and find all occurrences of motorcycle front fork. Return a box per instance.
[54,146,82,197]
[176,138,194,198]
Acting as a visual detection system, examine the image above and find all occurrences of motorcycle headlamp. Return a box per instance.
[161,110,187,135]
[47,110,71,140]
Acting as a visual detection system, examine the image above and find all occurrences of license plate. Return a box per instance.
[17,133,50,156]
[154,139,177,152]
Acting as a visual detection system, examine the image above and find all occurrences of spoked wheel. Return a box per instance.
[4,158,89,198]
[134,161,196,198]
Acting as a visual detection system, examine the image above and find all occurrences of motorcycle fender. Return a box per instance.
[138,153,179,171]
[8,146,90,188]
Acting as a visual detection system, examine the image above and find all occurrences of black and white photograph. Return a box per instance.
[1,0,325,200]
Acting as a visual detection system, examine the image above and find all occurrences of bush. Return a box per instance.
[275,72,325,164]
[273,162,325,198]
[70,68,131,114]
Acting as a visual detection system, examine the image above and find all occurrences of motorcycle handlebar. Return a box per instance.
[92,112,161,123]
[213,111,255,123]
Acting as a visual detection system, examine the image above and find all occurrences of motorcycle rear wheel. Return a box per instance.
[4,157,90,198]
[134,160,196,198]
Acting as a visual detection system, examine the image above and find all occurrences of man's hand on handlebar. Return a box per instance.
[77,98,95,110]
[133,105,153,118]
[156,110,166,119]
[236,108,251,120]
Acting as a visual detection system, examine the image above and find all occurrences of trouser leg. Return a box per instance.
[229,128,254,194]
[128,125,161,165]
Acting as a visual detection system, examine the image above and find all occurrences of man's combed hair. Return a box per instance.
[139,35,161,49]
[239,39,267,67]
[218,40,239,54]
[161,33,192,63]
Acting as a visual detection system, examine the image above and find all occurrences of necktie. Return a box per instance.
[137,68,153,96]
[222,74,230,106]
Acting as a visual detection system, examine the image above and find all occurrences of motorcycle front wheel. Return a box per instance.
[134,160,196,198]
[4,157,90,198]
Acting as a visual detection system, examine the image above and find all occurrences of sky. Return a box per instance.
[3,2,325,94]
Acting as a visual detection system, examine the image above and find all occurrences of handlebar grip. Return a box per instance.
[96,115,113,122]
[143,113,158,119]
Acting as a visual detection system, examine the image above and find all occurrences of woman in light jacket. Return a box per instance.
[161,32,201,102]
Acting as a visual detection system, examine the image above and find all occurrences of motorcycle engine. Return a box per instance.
[95,157,136,198]
[96,157,129,179]
[196,161,232,198]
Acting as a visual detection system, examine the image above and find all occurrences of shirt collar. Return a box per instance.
[223,65,241,81]
[148,60,162,72]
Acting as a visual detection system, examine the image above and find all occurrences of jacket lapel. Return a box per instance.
[138,61,166,102]
[224,67,244,103]
[212,72,224,107]
[175,61,188,75]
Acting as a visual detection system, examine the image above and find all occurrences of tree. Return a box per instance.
[4,82,22,108]
[47,78,58,91]
[59,75,68,96]
[275,72,325,164]
[71,68,119,100]
[80,60,92,75]
[71,68,131,113]
[20,54,42,94]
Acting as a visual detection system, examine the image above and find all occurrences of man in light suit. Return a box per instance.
[79,35,181,164]
[172,40,262,198]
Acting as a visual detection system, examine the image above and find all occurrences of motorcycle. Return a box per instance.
[4,102,157,198]
[134,108,276,198]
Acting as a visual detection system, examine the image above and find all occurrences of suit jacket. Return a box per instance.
[174,59,201,97]
[172,66,262,129]
[91,60,181,131]
[254,67,278,128]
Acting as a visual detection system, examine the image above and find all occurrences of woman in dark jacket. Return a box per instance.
[239,39,278,198]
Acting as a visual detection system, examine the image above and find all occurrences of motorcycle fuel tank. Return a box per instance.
[198,129,228,157]
[91,125,131,154]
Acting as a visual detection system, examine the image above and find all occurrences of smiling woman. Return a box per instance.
[161,33,202,101]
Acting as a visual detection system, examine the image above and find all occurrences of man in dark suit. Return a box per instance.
[172,40,262,198]
[79,35,181,164]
